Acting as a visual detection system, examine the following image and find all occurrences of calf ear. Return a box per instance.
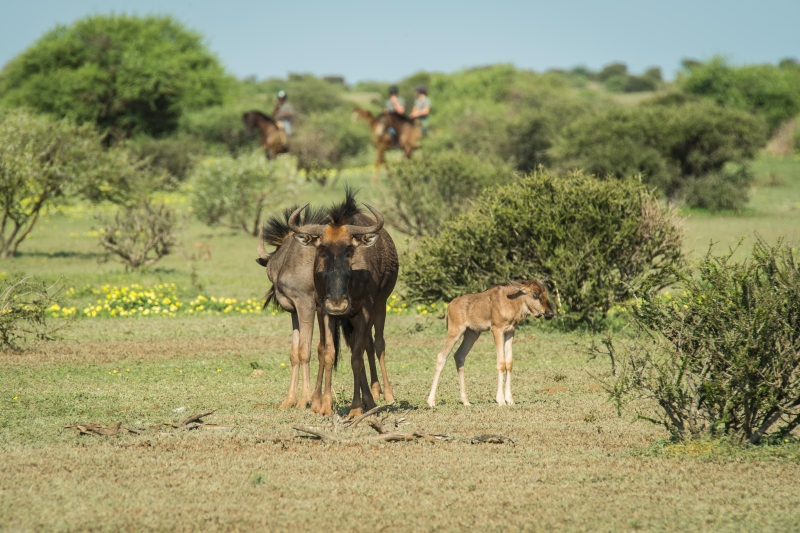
[293,233,319,247]
[355,233,379,247]
[255,257,268,267]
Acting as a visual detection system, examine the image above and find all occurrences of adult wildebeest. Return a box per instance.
[426,280,557,407]
[288,191,398,417]
[243,110,289,160]
[256,202,393,413]
[353,108,421,177]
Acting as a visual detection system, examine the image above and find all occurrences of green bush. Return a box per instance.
[0,14,227,138]
[0,276,66,348]
[595,238,800,444]
[553,101,767,209]
[403,170,684,326]
[96,201,181,270]
[128,134,206,187]
[190,150,297,235]
[623,75,659,93]
[0,108,162,258]
[179,106,250,153]
[384,150,513,237]
[291,112,371,184]
[681,57,800,133]
[597,62,628,82]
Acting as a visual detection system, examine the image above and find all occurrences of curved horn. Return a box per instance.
[288,204,326,236]
[506,278,527,294]
[346,204,384,236]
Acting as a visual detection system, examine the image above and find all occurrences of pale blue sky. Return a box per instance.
[1,0,798,83]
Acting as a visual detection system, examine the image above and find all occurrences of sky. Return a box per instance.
[1,0,798,83]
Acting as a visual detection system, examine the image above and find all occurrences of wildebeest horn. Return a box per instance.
[506,278,527,294]
[288,204,326,236]
[346,204,384,235]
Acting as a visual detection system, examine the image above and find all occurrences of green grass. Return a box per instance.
[3,155,800,531]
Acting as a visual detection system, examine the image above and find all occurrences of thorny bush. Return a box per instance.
[594,238,800,444]
[0,275,65,348]
[403,170,684,326]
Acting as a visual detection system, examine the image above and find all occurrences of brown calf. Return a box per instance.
[426,280,556,407]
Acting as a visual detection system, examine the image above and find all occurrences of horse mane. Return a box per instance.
[387,111,415,125]
[245,110,278,126]
[261,205,328,247]
[327,185,362,226]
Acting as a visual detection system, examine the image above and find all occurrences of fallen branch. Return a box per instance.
[64,422,143,436]
[64,409,230,436]
[343,402,395,429]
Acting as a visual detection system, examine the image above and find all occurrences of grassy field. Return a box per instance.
[2,155,800,531]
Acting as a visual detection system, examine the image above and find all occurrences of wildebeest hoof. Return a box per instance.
[296,397,310,409]
[278,399,296,409]
[371,383,382,399]
[347,407,363,419]
[383,388,395,403]
[462,400,472,406]
[496,397,507,406]
[310,395,322,413]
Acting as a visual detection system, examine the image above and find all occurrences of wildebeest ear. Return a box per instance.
[255,257,268,267]
[355,233,379,247]
[293,233,319,247]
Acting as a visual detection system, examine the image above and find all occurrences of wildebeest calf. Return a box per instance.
[426,280,556,407]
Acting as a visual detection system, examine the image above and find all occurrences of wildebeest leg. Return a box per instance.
[426,326,466,407]
[318,314,337,417]
[310,311,325,414]
[454,330,480,406]
[348,316,376,418]
[373,309,393,402]
[503,331,515,405]
[279,312,302,408]
[492,328,507,406]
[295,303,315,409]
[365,330,382,401]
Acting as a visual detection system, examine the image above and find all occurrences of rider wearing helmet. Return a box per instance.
[409,85,431,135]
[384,85,406,115]
[272,90,295,136]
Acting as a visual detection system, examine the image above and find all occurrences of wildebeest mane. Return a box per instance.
[261,204,328,247]
[327,185,362,226]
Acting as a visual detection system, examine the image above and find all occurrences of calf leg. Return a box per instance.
[492,328,507,406]
[453,330,480,406]
[279,312,301,408]
[426,327,466,407]
[503,331,515,405]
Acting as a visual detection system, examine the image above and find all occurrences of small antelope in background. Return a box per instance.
[426,279,557,407]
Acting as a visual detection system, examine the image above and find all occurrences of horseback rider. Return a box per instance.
[409,85,431,136]
[272,90,295,136]
[383,85,405,144]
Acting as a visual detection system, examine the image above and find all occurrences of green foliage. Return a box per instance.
[179,105,250,154]
[0,276,65,348]
[553,100,767,209]
[597,62,628,82]
[0,108,161,258]
[403,170,684,326]
[623,75,659,93]
[596,238,800,444]
[0,14,227,138]
[681,57,800,133]
[250,73,346,115]
[384,150,513,237]
[96,201,181,270]
[127,134,207,187]
[291,112,372,184]
[190,150,297,235]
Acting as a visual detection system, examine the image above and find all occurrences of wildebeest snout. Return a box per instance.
[324,297,350,315]
[544,309,555,320]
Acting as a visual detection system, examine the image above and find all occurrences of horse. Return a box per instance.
[243,111,289,160]
[353,108,422,179]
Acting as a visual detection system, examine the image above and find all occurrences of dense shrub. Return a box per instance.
[595,238,800,444]
[179,106,250,153]
[403,170,684,326]
[597,62,628,82]
[191,150,296,235]
[128,134,206,187]
[291,112,371,184]
[623,75,659,93]
[553,101,767,209]
[96,201,181,270]
[0,14,227,138]
[0,276,65,348]
[681,57,800,133]
[0,108,162,258]
[384,151,513,237]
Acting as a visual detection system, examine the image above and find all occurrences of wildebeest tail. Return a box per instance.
[263,285,278,310]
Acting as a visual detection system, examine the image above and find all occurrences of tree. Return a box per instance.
[0,108,160,258]
[0,14,227,139]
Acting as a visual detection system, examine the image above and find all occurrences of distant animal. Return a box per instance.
[243,110,289,160]
[288,191,399,417]
[352,108,421,177]
[426,280,557,407]
[257,203,388,414]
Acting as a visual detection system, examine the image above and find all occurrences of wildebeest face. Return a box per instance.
[290,204,382,316]
[510,280,556,320]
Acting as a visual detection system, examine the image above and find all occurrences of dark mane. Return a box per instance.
[261,204,327,247]
[327,185,362,226]
[244,110,277,125]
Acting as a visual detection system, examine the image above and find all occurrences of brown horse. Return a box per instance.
[353,107,421,177]
[243,111,289,159]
